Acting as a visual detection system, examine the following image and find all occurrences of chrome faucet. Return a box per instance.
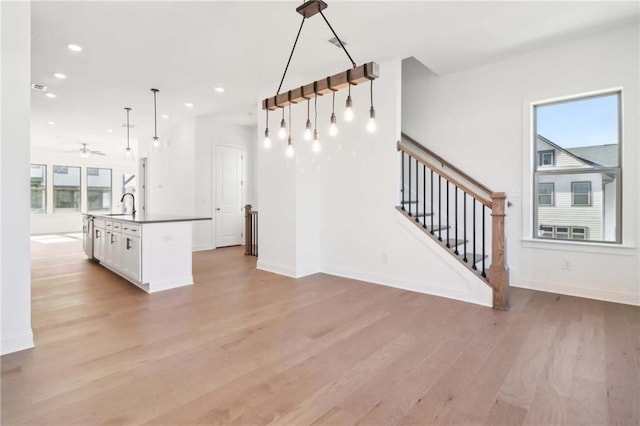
[120,192,136,216]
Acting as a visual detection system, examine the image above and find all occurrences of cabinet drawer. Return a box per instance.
[112,221,123,232]
[122,223,141,237]
[105,220,113,229]
[94,218,106,229]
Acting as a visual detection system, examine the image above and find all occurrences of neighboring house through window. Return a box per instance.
[87,167,112,211]
[53,165,81,212]
[533,91,621,243]
[30,164,46,212]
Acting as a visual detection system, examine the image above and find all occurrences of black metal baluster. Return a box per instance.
[446,181,450,248]
[482,205,486,277]
[438,175,442,241]
[463,192,467,262]
[430,170,434,234]
[408,155,412,217]
[255,213,258,256]
[422,164,426,228]
[401,152,405,211]
[454,187,459,255]
[472,200,477,270]
[415,158,419,223]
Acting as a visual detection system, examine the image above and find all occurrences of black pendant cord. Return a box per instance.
[332,91,335,112]
[276,16,306,96]
[318,9,356,68]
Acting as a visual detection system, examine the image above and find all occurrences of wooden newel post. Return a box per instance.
[244,204,252,256]
[489,192,509,310]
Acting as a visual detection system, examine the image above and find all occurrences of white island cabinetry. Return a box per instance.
[89,214,210,293]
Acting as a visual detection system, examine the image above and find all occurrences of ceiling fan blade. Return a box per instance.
[91,151,107,155]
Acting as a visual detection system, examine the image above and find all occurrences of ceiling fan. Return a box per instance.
[63,143,106,158]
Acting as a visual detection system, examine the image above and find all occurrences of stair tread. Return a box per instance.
[400,201,419,204]
[459,253,487,264]
[412,212,434,218]
[427,224,450,231]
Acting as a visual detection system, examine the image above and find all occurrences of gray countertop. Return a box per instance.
[84,213,212,224]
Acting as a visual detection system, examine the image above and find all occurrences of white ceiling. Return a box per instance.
[31,1,639,156]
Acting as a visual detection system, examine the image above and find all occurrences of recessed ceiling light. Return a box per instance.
[106,129,113,133]
[214,87,225,93]
[184,102,194,108]
[161,114,170,119]
[53,72,67,79]
[48,121,55,125]
[45,93,57,98]
[67,44,83,52]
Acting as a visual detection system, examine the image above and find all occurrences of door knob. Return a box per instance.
[216,208,221,211]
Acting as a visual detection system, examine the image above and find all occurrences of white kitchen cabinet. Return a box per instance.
[84,214,210,293]
[121,235,141,282]
[93,226,104,261]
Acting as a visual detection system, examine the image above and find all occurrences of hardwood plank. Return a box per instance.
[2,238,639,425]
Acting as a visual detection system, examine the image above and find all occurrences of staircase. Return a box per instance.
[397,133,509,310]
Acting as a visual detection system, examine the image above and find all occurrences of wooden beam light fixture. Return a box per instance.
[262,0,380,155]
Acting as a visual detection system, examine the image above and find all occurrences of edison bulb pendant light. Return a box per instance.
[263,129,272,149]
[329,112,338,136]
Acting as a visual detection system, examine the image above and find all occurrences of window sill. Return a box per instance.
[521,238,636,256]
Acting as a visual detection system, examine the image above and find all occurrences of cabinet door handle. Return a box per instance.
[126,238,131,250]
[96,230,100,239]
[111,234,115,244]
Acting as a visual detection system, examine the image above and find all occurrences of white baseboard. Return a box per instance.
[513,279,640,306]
[256,260,297,278]
[323,265,493,308]
[1,330,34,355]
[192,243,215,252]
[296,264,322,278]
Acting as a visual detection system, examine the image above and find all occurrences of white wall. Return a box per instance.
[1,1,35,355]
[193,114,256,251]
[147,119,196,217]
[145,114,256,251]
[30,146,137,234]
[256,57,493,306]
[403,25,640,305]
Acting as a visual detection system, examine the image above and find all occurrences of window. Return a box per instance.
[571,227,587,240]
[538,150,555,167]
[538,183,554,206]
[53,165,81,212]
[571,181,591,206]
[539,225,554,238]
[555,226,570,239]
[87,168,112,211]
[539,225,589,240]
[534,91,621,243]
[30,164,46,212]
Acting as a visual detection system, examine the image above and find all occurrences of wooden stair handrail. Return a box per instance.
[401,132,493,195]
[397,140,493,208]
[397,135,510,310]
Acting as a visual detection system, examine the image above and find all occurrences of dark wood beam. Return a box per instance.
[262,62,380,110]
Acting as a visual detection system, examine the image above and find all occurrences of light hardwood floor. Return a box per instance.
[2,236,639,425]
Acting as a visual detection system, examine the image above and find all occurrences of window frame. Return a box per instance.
[86,167,113,212]
[538,182,555,206]
[53,164,82,213]
[532,90,622,244]
[571,181,592,207]
[30,164,47,213]
[538,150,555,167]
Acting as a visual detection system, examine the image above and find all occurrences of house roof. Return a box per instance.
[566,145,618,167]
[537,135,617,167]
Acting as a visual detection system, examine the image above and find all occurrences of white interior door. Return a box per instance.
[215,145,243,248]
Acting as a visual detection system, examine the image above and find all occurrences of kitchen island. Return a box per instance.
[83,213,211,293]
